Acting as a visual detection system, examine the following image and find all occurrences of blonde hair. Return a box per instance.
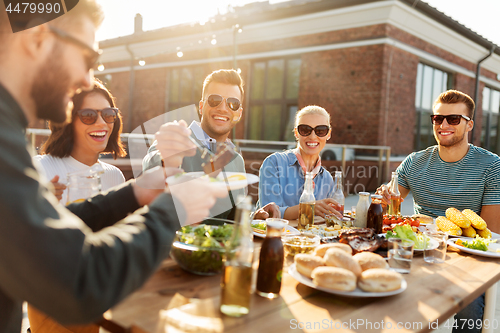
[294,105,331,127]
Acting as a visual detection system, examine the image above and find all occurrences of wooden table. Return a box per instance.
[104,243,500,333]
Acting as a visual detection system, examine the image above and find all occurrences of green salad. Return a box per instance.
[456,235,497,252]
[171,224,233,275]
[252,221,267,231]
[386,225,426,250]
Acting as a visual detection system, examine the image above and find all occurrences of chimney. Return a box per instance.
[134,14,143,34]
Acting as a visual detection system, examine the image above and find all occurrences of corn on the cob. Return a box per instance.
[445,208,471,228]
[436,216,462,236]
[461,226,476,238]
[477,228,492,239]
[461,209,487,230]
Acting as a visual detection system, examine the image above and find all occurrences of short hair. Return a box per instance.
[201,69,244,101]
[433,90,475,119]
[0,0,103,56]
[294,105,331,128]
[50,0,104,30]
[41,79,126,159]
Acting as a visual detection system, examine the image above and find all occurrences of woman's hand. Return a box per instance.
[254,202,281,220]
[49,175,67,202]
[315,198,343,219]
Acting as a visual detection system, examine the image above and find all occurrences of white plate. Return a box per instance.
[166,172,259,190]
[251,220,300,238]
[447,239,500,258]
[288,264,407,298]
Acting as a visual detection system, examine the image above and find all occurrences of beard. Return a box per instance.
[435,130,467,147]
[30,43,72,124]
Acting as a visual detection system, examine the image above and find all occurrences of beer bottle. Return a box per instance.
[388,172,401,216]
[298,172,315,230]
[330,171,345,215]
[220,196,254,317]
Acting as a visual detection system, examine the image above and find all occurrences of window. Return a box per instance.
[168,66,205,111]
[247,58,301,141]
[481,87,500,154]
[414,63,451,150]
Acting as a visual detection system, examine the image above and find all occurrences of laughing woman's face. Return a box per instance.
[294,113,331,158]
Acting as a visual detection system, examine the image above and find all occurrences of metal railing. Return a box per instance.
[234,139,391,183]
[26,129,392,183]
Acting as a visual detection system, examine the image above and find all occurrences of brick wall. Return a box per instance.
[98,23,500,158]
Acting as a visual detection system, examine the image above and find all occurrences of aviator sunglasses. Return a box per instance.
[296,124,330,137]
[76,108,118,125]
[205,94,241,112]
[430,114,471,125]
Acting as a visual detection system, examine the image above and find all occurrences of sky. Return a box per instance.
[95,0,500,46]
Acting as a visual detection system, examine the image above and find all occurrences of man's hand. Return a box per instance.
[315,198,343,219]
[376,183,406,207]
[155,120,196,168]
[375,184,392,207]
[168,179,228,226]
[254,202,281,220]
[49,175,67,202]
[133,166,183,206]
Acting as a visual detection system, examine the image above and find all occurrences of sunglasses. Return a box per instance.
[205,94,241,112]
[76,108,118,125]
[48,26,102,71]
[430,114,471,125]
[296,124,330,137]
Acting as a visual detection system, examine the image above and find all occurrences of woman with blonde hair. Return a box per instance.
[258,105,342,220]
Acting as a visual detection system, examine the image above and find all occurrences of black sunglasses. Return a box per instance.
[430,114,471,125]
[206,94,241,112]
[296,124,330,137]
[48,26,102,71]
[76,108,118,125]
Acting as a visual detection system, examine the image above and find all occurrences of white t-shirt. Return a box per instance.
[34,154,126,205]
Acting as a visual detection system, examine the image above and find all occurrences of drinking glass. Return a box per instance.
[424,231,448,264]
[387,238,414,274]
[66,164,103,205]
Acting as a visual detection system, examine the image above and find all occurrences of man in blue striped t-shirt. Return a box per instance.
[378,89,500,333]
[378,89,500,233]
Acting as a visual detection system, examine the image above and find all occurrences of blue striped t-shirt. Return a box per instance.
[396,144,500,218]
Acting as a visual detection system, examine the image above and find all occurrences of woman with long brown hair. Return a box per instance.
[34,78,127,205]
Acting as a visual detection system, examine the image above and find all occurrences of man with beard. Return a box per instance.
[377,89,500,333]
[0,1,227,332]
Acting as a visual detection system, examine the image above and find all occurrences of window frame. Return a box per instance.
[414,63,452,151]
[245,57,301,141]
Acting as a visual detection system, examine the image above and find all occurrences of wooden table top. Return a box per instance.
[104,241,500,333]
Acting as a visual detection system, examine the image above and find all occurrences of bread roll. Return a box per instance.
[358,268,402,292]
[314,243,352,257]
[324,248,361,277]
[353,252,388,271]
[294,254,325,278]
[412,214,433,225]
[311,267,356,291]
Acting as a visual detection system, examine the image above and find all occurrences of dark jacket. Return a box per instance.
[0,84,182,333]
